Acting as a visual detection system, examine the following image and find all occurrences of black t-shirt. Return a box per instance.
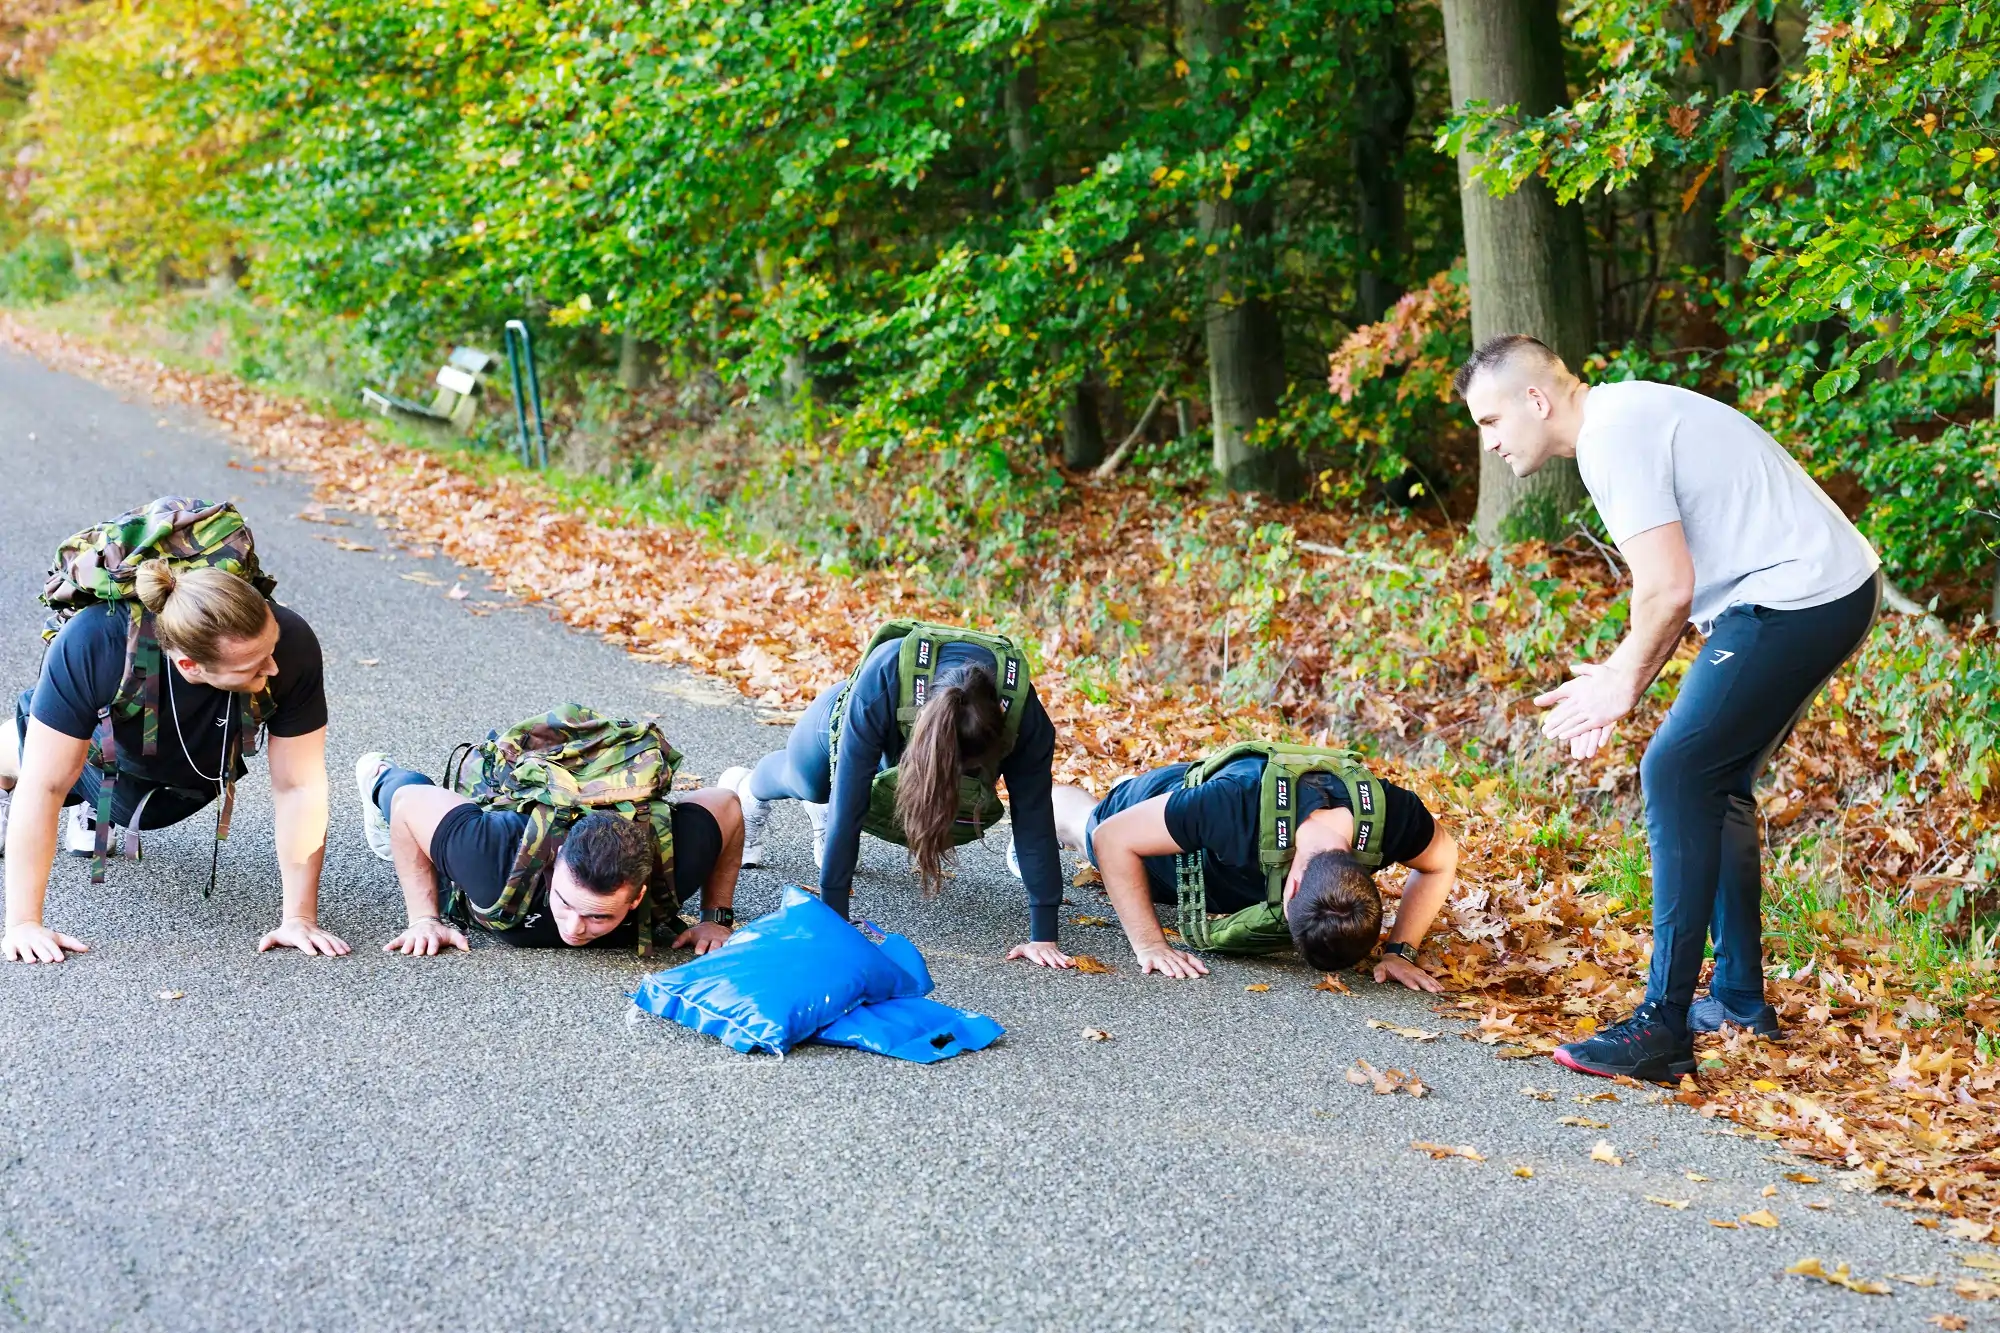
[30,601,327,790]
[429,800,723,948]
[1092,756,1436,911]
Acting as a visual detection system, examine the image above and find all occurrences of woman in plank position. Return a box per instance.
[721,620,1073,969]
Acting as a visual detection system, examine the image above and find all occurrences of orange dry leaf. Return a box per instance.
[1411,1141,1484,1163]
[1928,1315,1968,1330]
[1741,1210,1780,1229]
[1071,956,1115,975]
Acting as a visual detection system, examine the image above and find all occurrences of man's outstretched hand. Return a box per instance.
[1373,953,1443,993]
[1007,940,1075,969]
[1135,944,1209,979]
[672,921,733,956]
[258,918,351,957]
[383,918,470,956]
[1534,661,1636,760]
[1,922,88,964]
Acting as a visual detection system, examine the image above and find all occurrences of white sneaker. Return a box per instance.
[353,751,396,863]
[718,765,768,868]
[1006,835,1022,881]
[64,804,99,856]
[804,801,829,869]
[0,786,10,857]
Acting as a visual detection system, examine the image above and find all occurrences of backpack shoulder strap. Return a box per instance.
[893,624,1029,754]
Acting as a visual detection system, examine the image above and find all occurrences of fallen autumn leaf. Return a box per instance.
[1590,1141,1623,1166]
[1411,1141,1484,1163]
[1785,1257,1890,1295]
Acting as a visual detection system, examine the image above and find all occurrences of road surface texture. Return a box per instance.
[0,347,1977,1330]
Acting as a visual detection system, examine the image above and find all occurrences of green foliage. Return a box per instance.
[0,234,76,304]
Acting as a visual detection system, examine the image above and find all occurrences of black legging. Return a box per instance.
[1643,571,1881,1019]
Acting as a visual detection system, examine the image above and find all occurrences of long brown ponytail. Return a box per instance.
[133,559,272,664]
[895,664,1005,897]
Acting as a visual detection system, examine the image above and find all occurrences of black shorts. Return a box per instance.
[15,694,214,830]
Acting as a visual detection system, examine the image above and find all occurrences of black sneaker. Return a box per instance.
[1688,994,1782,1038]
[1552,1001,1695,1083]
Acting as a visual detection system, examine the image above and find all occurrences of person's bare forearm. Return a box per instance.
[273,780,329,923]
[1102,848,1169,954]
[3,781,62,928]
[390,812,443,924]
[1606,582,1692,691]
[1386,867,1454,947]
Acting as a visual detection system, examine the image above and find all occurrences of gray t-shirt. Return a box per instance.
[1574,381,1878,630]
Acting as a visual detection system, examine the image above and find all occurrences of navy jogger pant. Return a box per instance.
[1643,571,1882,1017]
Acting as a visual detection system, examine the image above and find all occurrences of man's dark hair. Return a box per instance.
[1451,333,1567,399]
[559,812,654,896]
[1287,851,1383,971]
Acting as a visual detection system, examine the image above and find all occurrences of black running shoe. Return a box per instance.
[1688,994,1782,1038]
[1552,1001,1695,1083]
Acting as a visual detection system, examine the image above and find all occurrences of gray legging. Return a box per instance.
[1643,571,1882,1019]
[747,682,843,805]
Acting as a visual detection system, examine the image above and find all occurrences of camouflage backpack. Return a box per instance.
[827,620,1030,848]
[39,497,277,890]
[443,705,683,956]
[1173,741,1387,955]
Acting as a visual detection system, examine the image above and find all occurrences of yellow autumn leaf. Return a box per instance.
[1741,1209,1780,1228]
[1645,1196,1691,1210]
[1787,1257,1890,1295]
[1590,1141,1622,1166]
[1512,1165,1534,1178]
[1244,983,1270,992]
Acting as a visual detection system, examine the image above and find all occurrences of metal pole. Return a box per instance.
[504,319,550,469]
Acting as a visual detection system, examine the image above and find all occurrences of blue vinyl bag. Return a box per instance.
[630,887,921,1054]
[813,996,1005,1063]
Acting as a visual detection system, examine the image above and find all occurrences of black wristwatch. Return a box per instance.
[700,907,735,928]
[1381,941,1418,962]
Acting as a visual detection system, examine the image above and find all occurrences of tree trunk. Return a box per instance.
[1003,56,1054,207]
[1442,0,1596,545]
[617,331,657,392]
[1063,378,1105,469]
[1180,0,1297,494]
[1352,12,1414,324]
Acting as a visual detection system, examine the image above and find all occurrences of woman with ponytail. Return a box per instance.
[720,625,1073,967]
[2,551,344,964]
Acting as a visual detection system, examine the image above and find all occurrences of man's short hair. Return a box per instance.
[1287,851,1383,971]
[559,813,654,896]
[1452,333,1569,400]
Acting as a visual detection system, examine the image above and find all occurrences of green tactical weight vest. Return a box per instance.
[39,497,276,892]
[1174,741,1387,955]
[443,704,682,957]
[827,620,1030,848]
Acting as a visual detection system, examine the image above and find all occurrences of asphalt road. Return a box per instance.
[0,347,1979,1331]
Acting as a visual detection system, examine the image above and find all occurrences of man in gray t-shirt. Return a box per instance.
[1454,335,1881,1083]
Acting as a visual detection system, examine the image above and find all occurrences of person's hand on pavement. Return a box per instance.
[1135,944,1209,979]
[1,921,88,964]
[1006,940,1074,968]
[672,921,733,955]
[257,917,351,957]
[1373,953,1443,993]
[383,918,469,956]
